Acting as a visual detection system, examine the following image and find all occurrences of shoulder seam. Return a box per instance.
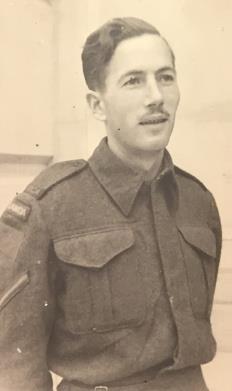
[174,165,208,191]
[25,159,87,199]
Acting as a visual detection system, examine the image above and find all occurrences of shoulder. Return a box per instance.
[174,165,209,192]
[174,165,216,214]
[1,159,87,228]
[174,165,221,226]
[25,159,87,200]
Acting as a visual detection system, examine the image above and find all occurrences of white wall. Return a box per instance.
[0,0,54,209]
[0,0,54,158]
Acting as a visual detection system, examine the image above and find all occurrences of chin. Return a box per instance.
[138,136,170,153]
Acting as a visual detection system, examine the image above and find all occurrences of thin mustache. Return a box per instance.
[139,111,170,122]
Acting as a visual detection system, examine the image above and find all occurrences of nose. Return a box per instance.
[144,76,163,107]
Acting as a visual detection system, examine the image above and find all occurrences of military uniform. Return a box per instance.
[0,138,221,391]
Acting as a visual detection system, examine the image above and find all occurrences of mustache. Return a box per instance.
[139,110,170,124]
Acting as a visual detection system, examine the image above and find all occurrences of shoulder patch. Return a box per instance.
[5,199,31,222]
[1,193,35,226]
[174,165,208,191]
[25,159,87,199]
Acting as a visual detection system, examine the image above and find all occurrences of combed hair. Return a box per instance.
[81,17,175,91]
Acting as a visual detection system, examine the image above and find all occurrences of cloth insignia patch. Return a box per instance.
[6,200,31,222]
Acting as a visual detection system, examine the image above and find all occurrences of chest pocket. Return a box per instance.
[178,225,217,318]
[54,227,146,334]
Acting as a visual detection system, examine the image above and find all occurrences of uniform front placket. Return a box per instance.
[150,179,203,369]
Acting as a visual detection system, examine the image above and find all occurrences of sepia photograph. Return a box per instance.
[0,1,231,390]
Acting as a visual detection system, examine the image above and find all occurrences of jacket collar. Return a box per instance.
[88,137,177,216]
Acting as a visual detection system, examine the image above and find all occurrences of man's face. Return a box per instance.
[97,34,180,155]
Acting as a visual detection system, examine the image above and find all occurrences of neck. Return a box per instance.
[107,138,164,174]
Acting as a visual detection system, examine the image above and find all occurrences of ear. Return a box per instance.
[86,91,106,122]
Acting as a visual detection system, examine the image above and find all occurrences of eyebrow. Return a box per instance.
[118,66,176,84]
[156,66,176,75]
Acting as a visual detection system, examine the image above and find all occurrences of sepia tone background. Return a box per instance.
[0,1,231,390]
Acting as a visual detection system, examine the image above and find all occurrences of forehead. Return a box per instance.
[105,34,174,82]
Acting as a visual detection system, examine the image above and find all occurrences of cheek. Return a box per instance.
[165,89,180,112]
[103,91,144,128]
[106,101,133,122]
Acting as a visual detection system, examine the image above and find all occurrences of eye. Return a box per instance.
[158,73,175,85]
[123,76,142,87]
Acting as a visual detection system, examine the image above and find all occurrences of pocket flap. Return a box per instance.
[54,228,134,268]
[178,225,216,258]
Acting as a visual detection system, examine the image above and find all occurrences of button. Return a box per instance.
[92,327,97,332]
[169,296,174,305]
[94,387,108,391]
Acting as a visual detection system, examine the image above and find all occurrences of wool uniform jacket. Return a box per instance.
[0,138,222,391]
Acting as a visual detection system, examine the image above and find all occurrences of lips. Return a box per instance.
[139,113,169,125]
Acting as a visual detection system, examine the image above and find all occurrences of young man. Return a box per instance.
[0,17,221,391]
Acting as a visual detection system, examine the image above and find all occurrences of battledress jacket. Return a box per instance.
[0,139,222,391]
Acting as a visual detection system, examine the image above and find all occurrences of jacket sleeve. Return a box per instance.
[0,192,55,391]
[207,191,222,314]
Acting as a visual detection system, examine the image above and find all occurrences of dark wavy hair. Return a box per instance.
[81,17,175,91]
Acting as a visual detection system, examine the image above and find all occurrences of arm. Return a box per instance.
[0,192,55,391]
[207,191,222,315]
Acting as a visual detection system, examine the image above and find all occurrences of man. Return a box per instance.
[0,17,221,391]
